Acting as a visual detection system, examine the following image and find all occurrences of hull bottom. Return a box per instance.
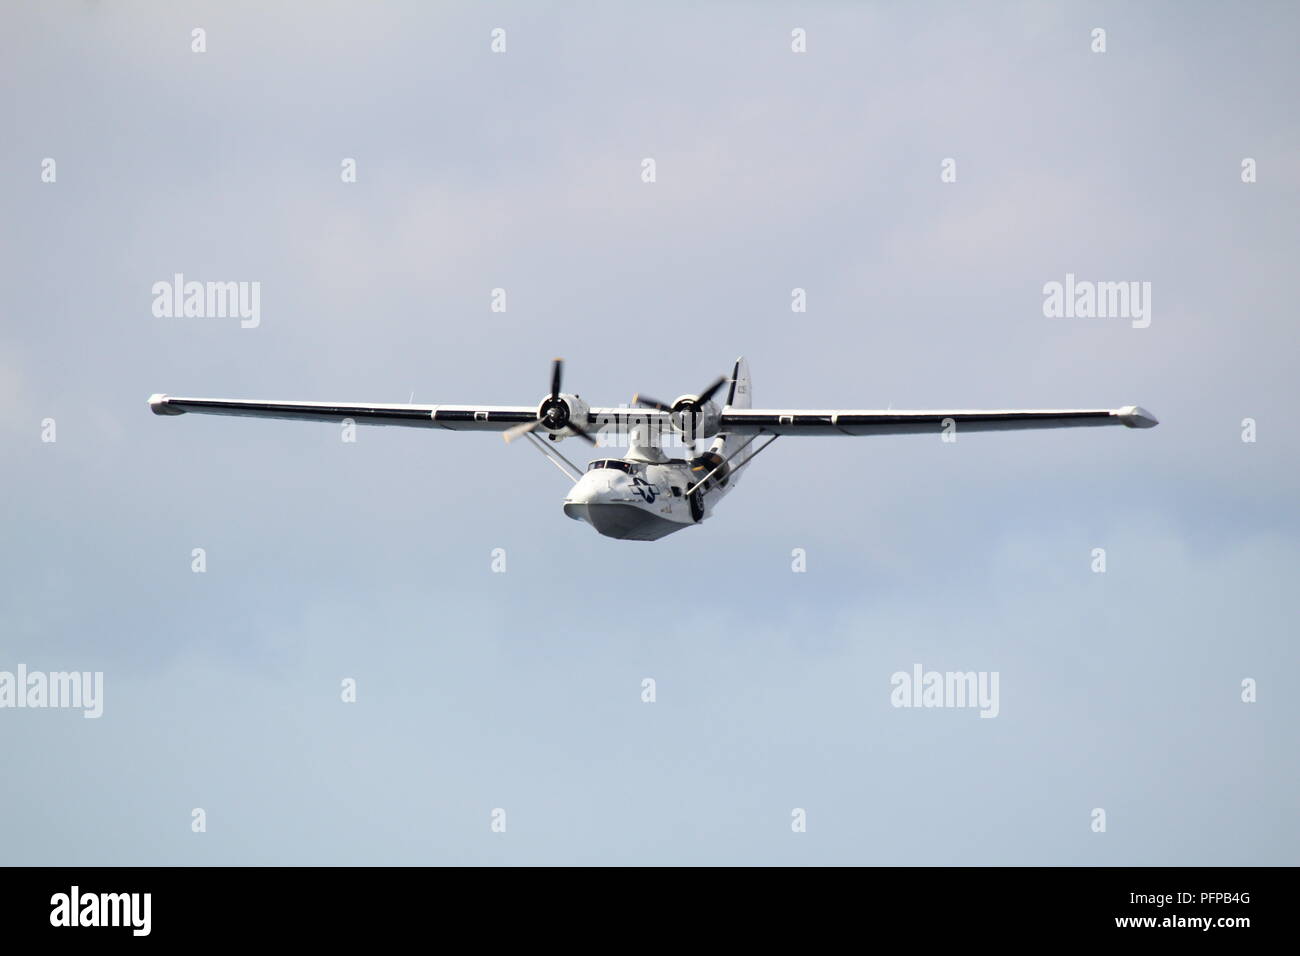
[563,502,688,541]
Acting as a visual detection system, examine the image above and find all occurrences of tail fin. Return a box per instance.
[724,356,751,410]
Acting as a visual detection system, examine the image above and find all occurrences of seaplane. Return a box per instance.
[149,358,1158,541]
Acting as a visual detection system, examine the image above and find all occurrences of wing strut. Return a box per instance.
[523,430,584,482]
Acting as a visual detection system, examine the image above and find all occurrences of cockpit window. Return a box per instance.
[587,459,633,474]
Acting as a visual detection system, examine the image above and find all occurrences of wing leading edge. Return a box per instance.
[148,394,678,433]
[719,406,1157,436]
[148,395,538,430]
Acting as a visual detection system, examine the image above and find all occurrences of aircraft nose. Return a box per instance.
[564,472,608,506]
[564,471,621,524]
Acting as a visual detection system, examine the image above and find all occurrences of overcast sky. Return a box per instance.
[2,1,1297,865]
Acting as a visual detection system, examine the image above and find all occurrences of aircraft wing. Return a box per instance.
[150,394,1156,437]
[148,394,676,434]
[719,406,1158,436]
[148,395,541,430]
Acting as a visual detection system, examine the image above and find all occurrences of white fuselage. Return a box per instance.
[563,456,729,540]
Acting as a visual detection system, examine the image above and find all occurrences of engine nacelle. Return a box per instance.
[689,450,731,490]
[536,393,590,441]
[669,395,721,441]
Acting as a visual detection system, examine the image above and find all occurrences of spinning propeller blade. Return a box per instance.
[566,421,597,444]
[696,376,727,405]
[502,419,540,444]
[632,393,672,412]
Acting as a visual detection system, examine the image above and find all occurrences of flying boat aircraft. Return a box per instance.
[149,357,1157,540]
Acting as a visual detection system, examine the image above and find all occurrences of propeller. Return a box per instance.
[633,374,728,442]
[503,358,597,445]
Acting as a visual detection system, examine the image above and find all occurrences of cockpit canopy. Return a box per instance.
[586,459,636,474]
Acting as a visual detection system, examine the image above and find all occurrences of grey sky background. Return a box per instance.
[2,1,1297,864]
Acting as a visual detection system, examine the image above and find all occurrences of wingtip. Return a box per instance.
[1118,405,1159,428]
[149,393,184,416]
